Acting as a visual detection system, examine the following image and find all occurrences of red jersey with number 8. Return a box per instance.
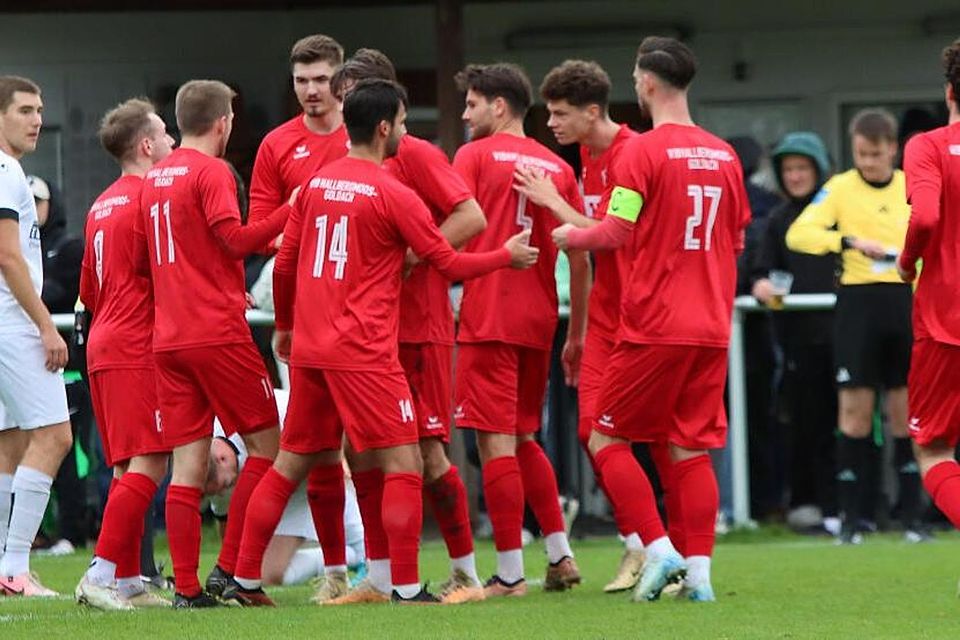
[610,124,751,347]
[137,148,251,352]
[452,133,582,350]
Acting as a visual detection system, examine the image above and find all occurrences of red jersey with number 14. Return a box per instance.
[137,148,251,352]
[580,124,640,340]
[903,122,960,346]
[80,175,153,371]
[611,124,751,347]
[386,135,473,345]
[453,133,582,350]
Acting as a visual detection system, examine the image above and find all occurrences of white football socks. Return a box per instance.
[367,558,391,594]
[450,552,481,586]
[686,555,711,587]
[496,549,524,584]
[0,473,13,554]
[282,547,324,586]
[544,532,573,564]
[0,466,53,577]
[85,556,117,587]
[624,533,644,552]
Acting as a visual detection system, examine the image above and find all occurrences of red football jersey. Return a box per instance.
[385,135,473,345]
[453,133,583,350]
[79,175,154,371]
[275,157,496,371]
[249,116,350,223]
[902,122,960,345]
[611,124,751,347]
[580,124,640,340]
[137,148,251,352]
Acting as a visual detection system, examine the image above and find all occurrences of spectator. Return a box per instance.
[751,132,838,534]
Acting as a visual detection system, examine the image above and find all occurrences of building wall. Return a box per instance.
[0,3,954,229]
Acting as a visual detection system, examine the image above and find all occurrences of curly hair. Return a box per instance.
[943,38,960,109]
[539,60,611,110]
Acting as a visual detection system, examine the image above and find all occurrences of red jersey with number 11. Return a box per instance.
[137,148,251,352]
[80,175,153,371]
[610,124,751,347]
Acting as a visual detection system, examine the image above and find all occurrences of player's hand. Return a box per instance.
[40,326,68,372]
[504,229,539,268]
[513,165,560,210]
[245,292,258,309]
[275,330,292,363]
[403,247,420,279]
[851,237,887,260]
[552,223,576,250]
[561,338,583,387]
[287,186,302,207]
[897,258,916,284]
[751,278,776,305]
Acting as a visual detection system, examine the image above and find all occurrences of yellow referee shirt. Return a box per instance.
[785,169,909,285]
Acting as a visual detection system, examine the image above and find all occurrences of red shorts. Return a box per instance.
[907,339,960,447]
[455,342,550,435]
[577,330,616,446]
[593,343,728,450]
[89,368,168,467]
[282,366,419,454]
[154,343,279,448]
[399,343,453,442]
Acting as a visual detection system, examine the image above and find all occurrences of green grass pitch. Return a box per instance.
[2,529,959,639]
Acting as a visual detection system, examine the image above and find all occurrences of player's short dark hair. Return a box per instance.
[943,38,960,109]
[99,98,157,163]
[0,75,41,113]
[849,108,898,143]
[342,78,408,146]
[455,63,532,117]
[539,60,611,111]
[175,80,236,137]
[635,36,697,90]
[330,48,398,100]
[290,34,344,68]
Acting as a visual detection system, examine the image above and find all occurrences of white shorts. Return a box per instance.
[0,331,70,430]
[274,482,317,541]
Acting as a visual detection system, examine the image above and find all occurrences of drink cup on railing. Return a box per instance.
[767,270,794,310]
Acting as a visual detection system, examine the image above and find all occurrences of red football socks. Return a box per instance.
[234,467,297,582]
[382,472,423,587]
[307,463,347,568]
[923,460,960,529]
[217,456,272,574]
[482,456,524,551]
[425,465,474,559]
[96,472,156,579]
[165,484,204,597]
[353,468,389,561]
[594,443,666,543]
[673,454,718,557]
[516,440,565,536]
[650,442,686,555]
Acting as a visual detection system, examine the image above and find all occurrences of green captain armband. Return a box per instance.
[606,186,643,223]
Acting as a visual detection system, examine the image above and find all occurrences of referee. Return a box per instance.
[786,109,921,544]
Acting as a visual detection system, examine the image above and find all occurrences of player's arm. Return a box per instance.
[785,183,886,260]
[562,248,590,386]
[271,196,306,361]
[513,165,597,228]
[248,142,283,224]
[79,250,97,316]
[553,184,639,251]
[898,135,942,282]
[0,217,67,370]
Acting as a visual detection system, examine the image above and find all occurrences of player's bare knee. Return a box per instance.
[35,421,73,460]
[420,441,450,483]
[242,425,280,460]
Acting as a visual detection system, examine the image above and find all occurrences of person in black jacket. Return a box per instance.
[28,175,92,554]
[749,133,839,534]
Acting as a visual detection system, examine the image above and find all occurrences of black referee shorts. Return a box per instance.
[833,283,912,389]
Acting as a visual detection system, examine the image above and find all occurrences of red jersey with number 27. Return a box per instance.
[453,133,582,350]
[80,175,153,371]
[611,124,751,347]
[580,124,640,340]
[385,135,473,345]
[137,148,251,352]
[902,122,960,345]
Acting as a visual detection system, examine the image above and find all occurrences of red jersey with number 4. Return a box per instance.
[386,135,472,345]
[137,148,251,352]
[611,124,751,347]
[902,122,960,345]
[580,124,640,340]
[79,175,153,371]
[249,116,350,223]
[276,157,482,371]
[453,133,582,350]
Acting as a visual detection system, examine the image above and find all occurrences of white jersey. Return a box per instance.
[0,148,43,335]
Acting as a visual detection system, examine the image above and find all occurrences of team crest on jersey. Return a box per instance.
[426,416,443,430]
[598,414,615,429]
[293,145,311,160]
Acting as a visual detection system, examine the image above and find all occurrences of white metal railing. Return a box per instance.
[728,293,836,526]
